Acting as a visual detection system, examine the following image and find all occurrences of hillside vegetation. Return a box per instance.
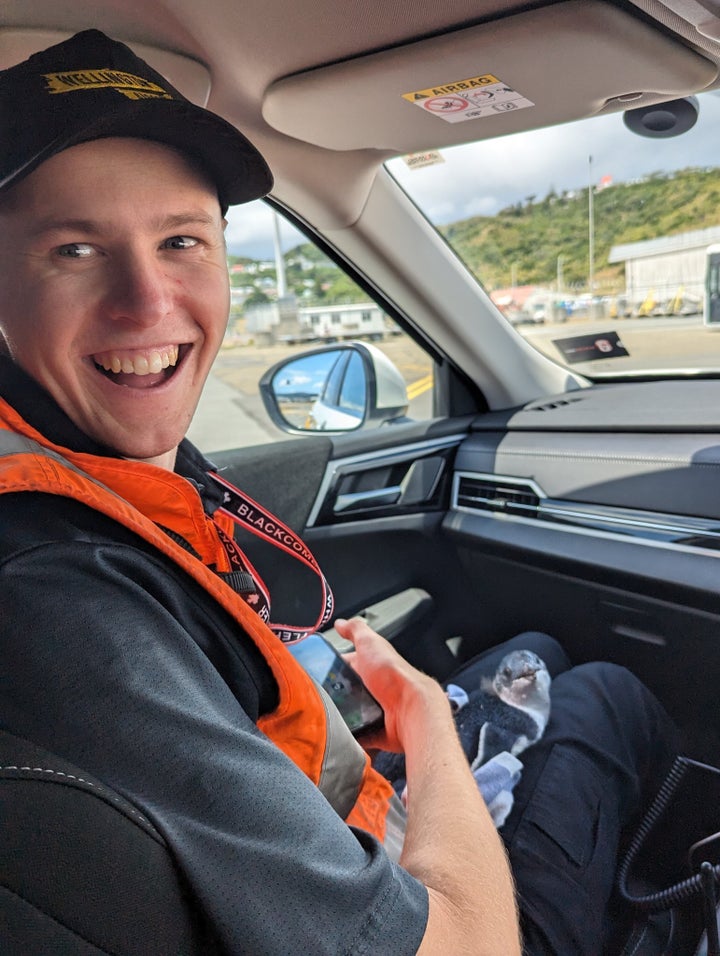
[440,166,720,292]
[228,167,720,308]
[229,240,372,307]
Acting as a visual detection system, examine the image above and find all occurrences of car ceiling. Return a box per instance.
[2,0,720,229]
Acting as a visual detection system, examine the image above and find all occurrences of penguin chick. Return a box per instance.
[455,649,552,770]
[373,649,552,792]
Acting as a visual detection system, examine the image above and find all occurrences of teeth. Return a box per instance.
[95,346,179,376]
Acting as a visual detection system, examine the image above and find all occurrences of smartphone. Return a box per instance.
[287,632,384,737]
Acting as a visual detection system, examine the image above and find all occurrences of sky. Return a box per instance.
[225,92,720,260]
[225,200,303,261]
[387,94,720,224]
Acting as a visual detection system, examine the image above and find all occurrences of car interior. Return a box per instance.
[4,0,720,953]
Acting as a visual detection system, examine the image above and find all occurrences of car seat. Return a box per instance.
[0,728,219,954]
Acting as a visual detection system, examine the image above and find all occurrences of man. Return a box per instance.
[0,30,676,955]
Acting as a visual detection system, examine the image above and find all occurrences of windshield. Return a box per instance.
[386,91,720,379]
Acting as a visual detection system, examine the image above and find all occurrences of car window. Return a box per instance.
[188,202,434,452]
[386,90,720,380]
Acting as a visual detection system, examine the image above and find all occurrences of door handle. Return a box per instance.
[332,457,446,514]
[333,486,402,513]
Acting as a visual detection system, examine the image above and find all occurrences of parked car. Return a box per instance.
[6,0,720,952]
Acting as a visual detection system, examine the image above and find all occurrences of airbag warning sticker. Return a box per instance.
[402,74,534,123]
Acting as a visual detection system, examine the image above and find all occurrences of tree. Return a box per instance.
[243,289,271,308]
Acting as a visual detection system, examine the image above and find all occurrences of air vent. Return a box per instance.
[526,396,584,412]
[455,474,541,515]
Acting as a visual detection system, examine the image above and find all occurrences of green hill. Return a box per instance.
[440,166,720,292]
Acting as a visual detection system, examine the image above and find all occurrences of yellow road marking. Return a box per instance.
[406,373,433,400]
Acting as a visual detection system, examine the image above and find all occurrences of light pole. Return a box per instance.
[557,255,565,294]
[588,155,595,296]
[272,209,287,298]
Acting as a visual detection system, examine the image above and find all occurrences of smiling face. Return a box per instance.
[0,137,230,469]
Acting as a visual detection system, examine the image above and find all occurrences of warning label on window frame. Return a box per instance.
[402,74,534,124]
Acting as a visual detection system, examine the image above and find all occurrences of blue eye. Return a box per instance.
[57,242,94,258]
[164,236,198,249]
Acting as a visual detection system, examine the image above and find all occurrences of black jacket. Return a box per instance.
[0,355,427,955]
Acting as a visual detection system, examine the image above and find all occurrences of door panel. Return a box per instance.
[212,436,334,532]
[212,419,476,680]
[213,385,720,758]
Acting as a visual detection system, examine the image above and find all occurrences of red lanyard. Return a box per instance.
[209,472,334,643]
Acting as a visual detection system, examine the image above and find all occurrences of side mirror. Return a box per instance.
[259,342,409,434]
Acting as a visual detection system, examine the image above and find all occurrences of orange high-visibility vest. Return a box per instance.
[0,397,404,854]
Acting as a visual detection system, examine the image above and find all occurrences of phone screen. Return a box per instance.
[287,633,384,736]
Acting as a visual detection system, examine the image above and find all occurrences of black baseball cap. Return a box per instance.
[0,29,273,208]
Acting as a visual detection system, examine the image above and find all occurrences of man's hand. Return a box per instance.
[334,616,450,753]
[334,616,521,955]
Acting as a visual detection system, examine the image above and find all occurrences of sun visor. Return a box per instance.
[262,0,717,153]
[0,29,212,107]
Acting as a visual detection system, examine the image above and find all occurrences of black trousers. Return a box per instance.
[449,633,680,955]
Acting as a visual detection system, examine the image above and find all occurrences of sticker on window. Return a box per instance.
[552,331,629,364]
[401,74,534,124]
[402,150,445,170]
